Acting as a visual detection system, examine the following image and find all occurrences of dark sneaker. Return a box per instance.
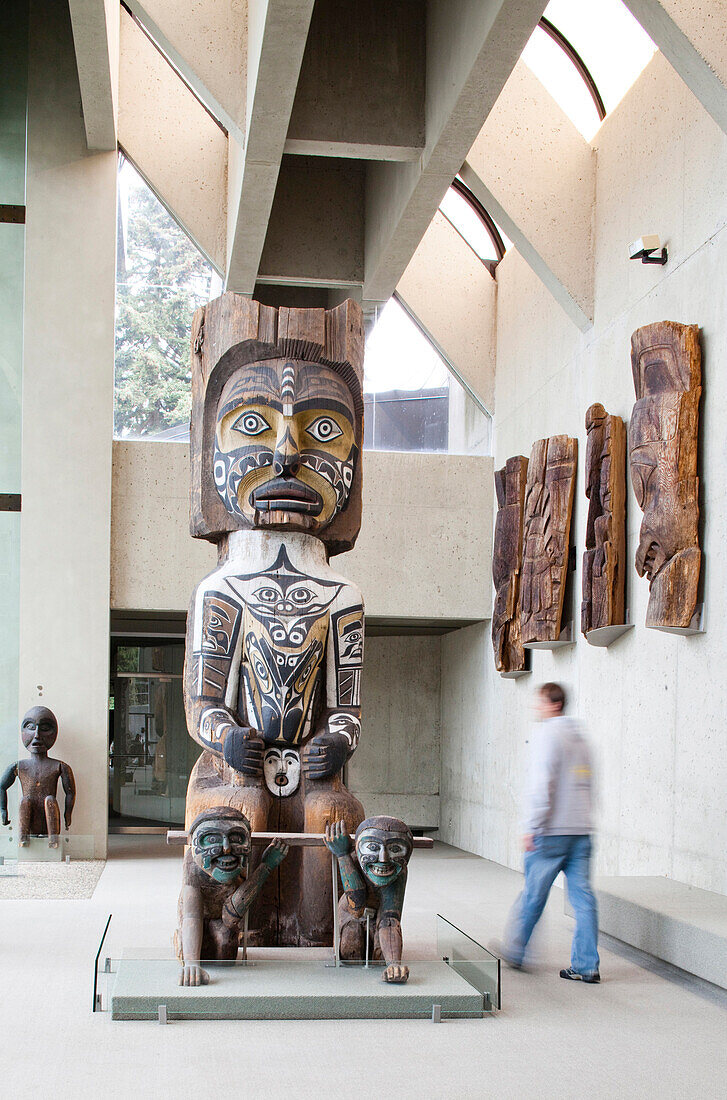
[560,967,600,983]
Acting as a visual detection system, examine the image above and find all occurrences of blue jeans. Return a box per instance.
[505,834,599,975]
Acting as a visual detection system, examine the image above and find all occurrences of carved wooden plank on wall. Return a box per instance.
[520,435,577,644]
[629,322,701,630]
[581,405,627,635]
[491,455,528,673]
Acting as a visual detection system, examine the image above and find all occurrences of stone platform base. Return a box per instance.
[110,957,484,1020]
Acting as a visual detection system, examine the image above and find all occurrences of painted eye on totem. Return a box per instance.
[199,832,221,848]
[232,410,272,436]
[388,843,407,857]
[254,587,279,604]
[228,832,247,847]
[288,586,313,605]
[306,416,342,444]
[361,841,379,854]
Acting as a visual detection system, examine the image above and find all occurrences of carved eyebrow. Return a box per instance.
[218,396,282,420]
[294,398,353,425]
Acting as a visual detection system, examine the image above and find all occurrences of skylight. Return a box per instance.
[522,0,657,141]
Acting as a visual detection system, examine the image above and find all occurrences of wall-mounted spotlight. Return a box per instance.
[629,234,668,265]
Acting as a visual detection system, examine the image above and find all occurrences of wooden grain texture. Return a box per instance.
[189,294,364,556]
[581,405,627,634]
[629,322,701,629]
[491,455,528,672]
[520,435,577,644]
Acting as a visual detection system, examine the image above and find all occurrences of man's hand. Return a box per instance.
[64,813,72,830]
[1,813,9,826]
[261,838,289,871]
[324,819,352,858]
[179,963,210,987]
[383,964,409,984]
[302,732,348,781]
[521,834,536,852]
[223,726,265,777]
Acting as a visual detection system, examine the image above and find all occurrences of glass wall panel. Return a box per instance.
[109,641,200,827]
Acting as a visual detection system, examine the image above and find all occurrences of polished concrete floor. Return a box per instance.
[1,837,725,1099]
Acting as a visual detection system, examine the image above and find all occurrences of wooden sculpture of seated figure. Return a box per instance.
[0,706,76,848]
[175,806,289,986]
[324,816,413,983]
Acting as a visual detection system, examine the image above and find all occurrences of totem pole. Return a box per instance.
[0,707,76,847]
[581,404,626,635]
[183,296,366,946]
[325,817,413,983]
[629,322,701,629]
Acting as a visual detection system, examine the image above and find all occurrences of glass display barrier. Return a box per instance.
[436,914,501,1011]
[0,831,96,866]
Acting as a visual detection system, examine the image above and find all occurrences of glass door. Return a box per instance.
[109,641,199,828]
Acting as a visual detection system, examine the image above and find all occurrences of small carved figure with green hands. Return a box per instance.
[175,807,289,985]
[325,815,413,983]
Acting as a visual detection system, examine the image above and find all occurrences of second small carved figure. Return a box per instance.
[325,816,413,983]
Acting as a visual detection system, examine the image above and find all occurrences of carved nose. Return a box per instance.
[273,428,301,477]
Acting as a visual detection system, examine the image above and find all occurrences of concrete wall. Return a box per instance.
[348,635,441,827]
[439,52,727,896]
[110,442,494,622]
[18,1,118,859]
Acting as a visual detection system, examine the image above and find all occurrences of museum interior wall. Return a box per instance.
[8,2,726,902]
[440,50,727,896]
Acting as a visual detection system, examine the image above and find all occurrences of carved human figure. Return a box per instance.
[0,707,76,847]
[183,296,366,946]
[629,322,701,629]
[175,807,289,985]
[520,436,578,643]
[324,817,413,983]
[581,404,626,634]
[492,456,528,673]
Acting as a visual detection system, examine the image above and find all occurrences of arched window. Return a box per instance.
[522,0,656,141]
[439,179,510,271]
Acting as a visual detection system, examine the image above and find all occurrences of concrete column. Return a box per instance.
[19,1,117,858]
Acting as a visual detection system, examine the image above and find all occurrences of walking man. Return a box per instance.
[502,682,600,982]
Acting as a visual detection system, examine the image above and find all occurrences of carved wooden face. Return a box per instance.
[21,707,58,754]
[213,358,357,534]
[355,819,412,888]
[190,812,252,884]
[263,746,301,797]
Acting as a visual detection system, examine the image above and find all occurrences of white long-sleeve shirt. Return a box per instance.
[521,716,594,836]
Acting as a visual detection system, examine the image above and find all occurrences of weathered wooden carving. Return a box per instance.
[183,295,366,946]
[492,456,529,673]
[325,817,413,983]
[629,322,701,629]
[520,435,577,644]
[0,707,76,847]
[175,807,289,985]
[581,405,627,634]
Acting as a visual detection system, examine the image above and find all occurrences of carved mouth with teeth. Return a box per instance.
[213,855,241,872]
[366,862,396,878]
[251,477,323,515]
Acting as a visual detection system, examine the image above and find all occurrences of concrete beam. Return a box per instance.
[226,0,315,294]
[624,0,727,134]
[68,0,119,150]
[285,0,425,162]
[122,0,246,143]
[257,157,364,287]
[396,212,496,412]
[362,0,547,307]
[118,7,228,271]
[463,61,596,332]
